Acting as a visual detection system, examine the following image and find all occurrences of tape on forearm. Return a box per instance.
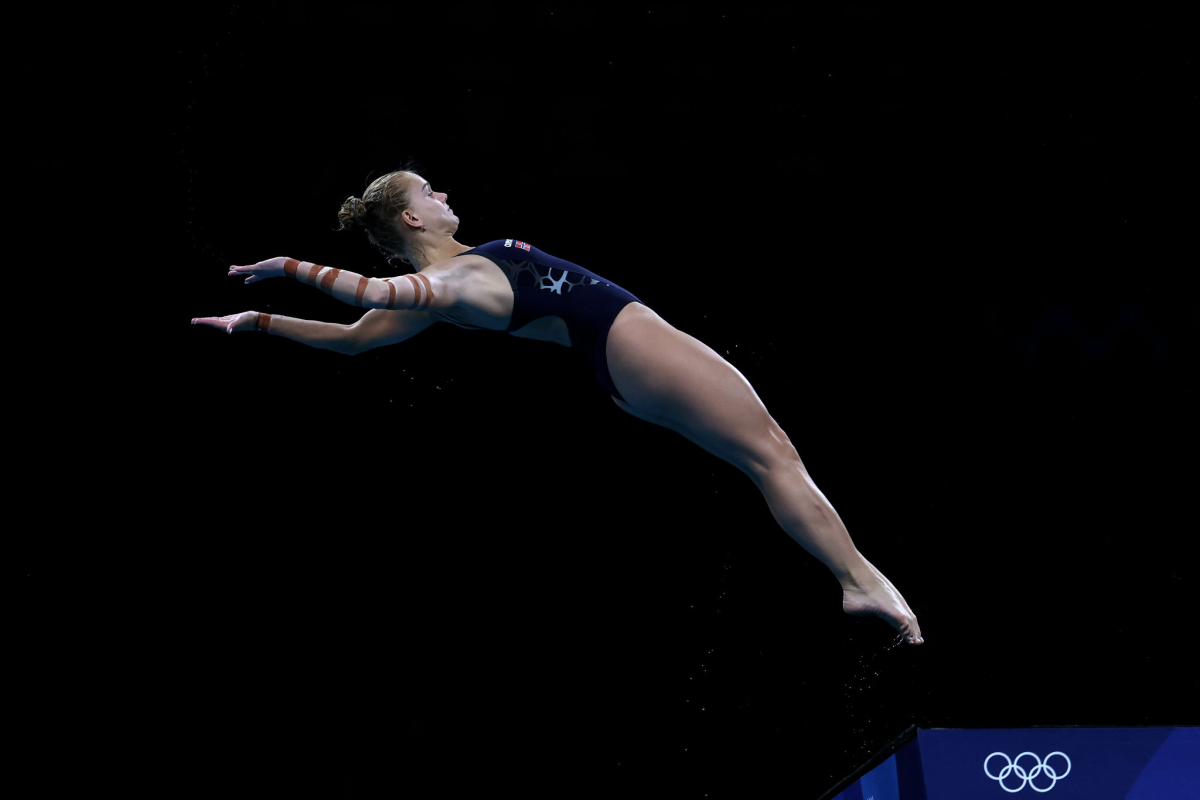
[257,312,273,332]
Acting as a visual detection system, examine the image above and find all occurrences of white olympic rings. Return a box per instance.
[983,751,1072,793]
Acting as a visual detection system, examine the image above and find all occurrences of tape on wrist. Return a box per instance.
[257,312,272,332]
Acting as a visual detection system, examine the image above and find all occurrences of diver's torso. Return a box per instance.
[425,241,618,348]
[424,253,516,330]
[428,253,574,346]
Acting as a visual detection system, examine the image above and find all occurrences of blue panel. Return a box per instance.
[859,753,900,800]
[829,779,863,800]
[1123,728,1200,799]
[916,727,1181,799]
[894,736,927,800]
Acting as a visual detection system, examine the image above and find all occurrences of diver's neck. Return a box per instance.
[413,237,474,270]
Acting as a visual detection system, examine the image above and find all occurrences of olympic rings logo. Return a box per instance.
[984,751,1071,793]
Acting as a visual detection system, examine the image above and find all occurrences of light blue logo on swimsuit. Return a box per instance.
[539,268,601,294]
[500,258,603,294]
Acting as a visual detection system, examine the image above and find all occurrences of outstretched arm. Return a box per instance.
[190,307,440,355]
[228,256,451,312]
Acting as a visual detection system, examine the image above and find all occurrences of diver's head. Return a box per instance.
[337,163,459,271]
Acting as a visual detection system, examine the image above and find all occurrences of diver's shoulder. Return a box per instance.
[469,238,536,254]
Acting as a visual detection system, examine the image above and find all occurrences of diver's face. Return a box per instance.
[408,174,457,230]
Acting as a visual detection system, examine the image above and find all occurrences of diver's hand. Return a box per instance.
[229,257,288,284]
[191,311,262,334]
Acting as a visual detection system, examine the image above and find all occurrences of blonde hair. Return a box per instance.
[336,158,428,271]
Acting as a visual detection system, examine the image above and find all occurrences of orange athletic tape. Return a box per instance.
[403,274,424,309]
[413,273,434,309]
[320,267,340,294]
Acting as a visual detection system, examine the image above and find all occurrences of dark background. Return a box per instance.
[17,3,1197,798]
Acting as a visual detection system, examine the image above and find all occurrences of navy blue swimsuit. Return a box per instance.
[449,239,645,402]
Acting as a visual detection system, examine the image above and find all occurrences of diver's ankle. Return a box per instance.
[836,555,874,591]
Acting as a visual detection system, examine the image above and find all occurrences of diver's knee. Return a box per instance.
[746,440,805,488]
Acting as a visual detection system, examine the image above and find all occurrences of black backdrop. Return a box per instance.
[17,4,1197,798]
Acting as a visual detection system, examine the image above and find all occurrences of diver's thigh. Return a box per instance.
[607,308,790,478]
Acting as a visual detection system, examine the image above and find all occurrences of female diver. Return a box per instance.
[192,168,924,646]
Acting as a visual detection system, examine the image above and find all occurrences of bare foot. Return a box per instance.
[841,558,924,645]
